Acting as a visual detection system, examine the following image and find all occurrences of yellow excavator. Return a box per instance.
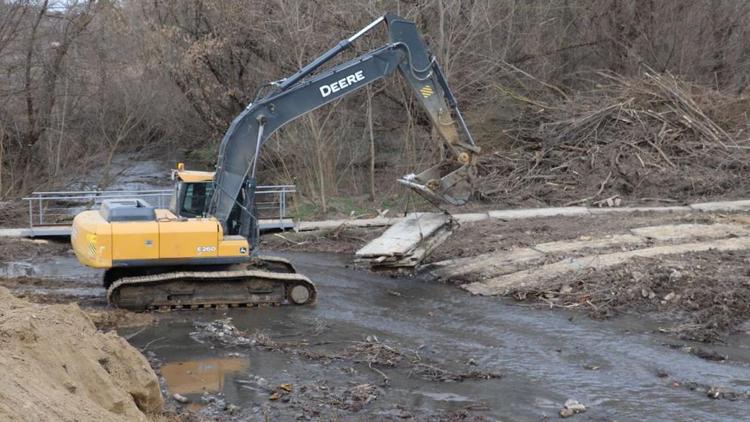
[71,14,479,311]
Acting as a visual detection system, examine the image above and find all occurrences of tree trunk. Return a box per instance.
[367,86,376,202]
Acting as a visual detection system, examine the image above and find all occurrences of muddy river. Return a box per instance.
[86,252,746,421]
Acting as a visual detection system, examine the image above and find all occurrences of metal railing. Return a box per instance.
[22,185,296,229]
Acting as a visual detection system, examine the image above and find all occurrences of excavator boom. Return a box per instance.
[209,13,479,239]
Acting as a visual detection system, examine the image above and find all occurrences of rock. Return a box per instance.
[664,292,676,301]
[560,285,573,294]
[559,399,586,418]
[582,364,599,371]
[565,399,586,412]
[173,393,189,403]
[669,269,683,281]
[693,348,727,362]
[641,288,655,299]
[559,408,575,418]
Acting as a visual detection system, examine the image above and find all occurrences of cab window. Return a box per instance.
[180,182,214,217]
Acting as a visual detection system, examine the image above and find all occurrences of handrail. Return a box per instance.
[23,185,296,229]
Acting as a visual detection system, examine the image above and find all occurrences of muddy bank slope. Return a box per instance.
[0,287,163,421]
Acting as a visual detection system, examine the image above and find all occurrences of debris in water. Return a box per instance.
[279,383,293,393]
[559,399,586,418]
[173,393,189,404]
[343,384,378,412]
[225,403,240,414]
[190,318,255,346]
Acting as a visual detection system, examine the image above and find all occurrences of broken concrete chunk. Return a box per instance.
[355,213,454,270]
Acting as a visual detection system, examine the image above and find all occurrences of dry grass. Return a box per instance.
[480,72,750,207]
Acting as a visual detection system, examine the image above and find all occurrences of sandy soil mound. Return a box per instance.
[0,287,163,421]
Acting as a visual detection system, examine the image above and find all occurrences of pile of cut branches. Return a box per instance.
[480,72,750,206]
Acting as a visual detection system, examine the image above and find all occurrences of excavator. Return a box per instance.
[70,13,479,311]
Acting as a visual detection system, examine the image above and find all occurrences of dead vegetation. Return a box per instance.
[480,72,750,206]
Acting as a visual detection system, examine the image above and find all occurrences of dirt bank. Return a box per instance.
[0,287,164,421]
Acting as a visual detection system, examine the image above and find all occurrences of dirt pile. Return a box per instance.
[0,287,164,421]
[482,72,750,206]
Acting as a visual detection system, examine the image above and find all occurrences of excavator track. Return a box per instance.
[105,257,317,312]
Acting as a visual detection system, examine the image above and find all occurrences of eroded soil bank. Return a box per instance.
[0,287,163,421]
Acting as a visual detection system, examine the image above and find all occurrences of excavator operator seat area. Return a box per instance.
[99,199,156,222]
[176,181,214,218]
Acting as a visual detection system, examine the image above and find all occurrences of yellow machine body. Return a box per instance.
[72,209,249,269]
[71,168,248,270]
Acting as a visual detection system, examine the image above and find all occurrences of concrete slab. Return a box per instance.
[430,247,545,280]
[463,236,750,296]
[355,213,451,258]
[629,223,750,241]
[488,207,590,220]
[0,228,30,237]
[453,213,490,224]
[0,227,71,238]
[533,234,645,254]
[690,200,750,212]
[587,206,692,214]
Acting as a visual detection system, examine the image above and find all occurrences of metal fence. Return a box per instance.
[22,185,296,228]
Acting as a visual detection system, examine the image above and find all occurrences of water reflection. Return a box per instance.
[161,358,248,395]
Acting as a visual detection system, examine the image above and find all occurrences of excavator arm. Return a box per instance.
[208,13,479,238]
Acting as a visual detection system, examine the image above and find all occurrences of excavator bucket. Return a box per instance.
[399,161,475,206]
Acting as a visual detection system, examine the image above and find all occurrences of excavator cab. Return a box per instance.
[171,164,215,218]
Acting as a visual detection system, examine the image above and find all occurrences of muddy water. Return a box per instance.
[122,252,750,421]
[161,358,249,396]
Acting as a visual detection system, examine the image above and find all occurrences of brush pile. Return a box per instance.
[480,72,750,206]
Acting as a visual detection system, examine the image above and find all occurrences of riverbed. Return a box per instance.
[116,252,750,421]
